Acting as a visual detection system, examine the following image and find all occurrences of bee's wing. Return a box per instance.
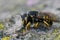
[39,12,60,22]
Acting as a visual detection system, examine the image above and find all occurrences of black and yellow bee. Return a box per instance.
[21,11,59,33]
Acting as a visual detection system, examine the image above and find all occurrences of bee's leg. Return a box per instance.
[43,21,50,30]
[34,22,39,29]
[25,22,31,30]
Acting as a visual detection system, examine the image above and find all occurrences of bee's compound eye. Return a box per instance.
[28,11,38,16]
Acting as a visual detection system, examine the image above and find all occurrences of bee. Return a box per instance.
[21,11,60,32]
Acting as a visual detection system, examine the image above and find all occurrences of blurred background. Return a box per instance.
[0,0,60,20]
